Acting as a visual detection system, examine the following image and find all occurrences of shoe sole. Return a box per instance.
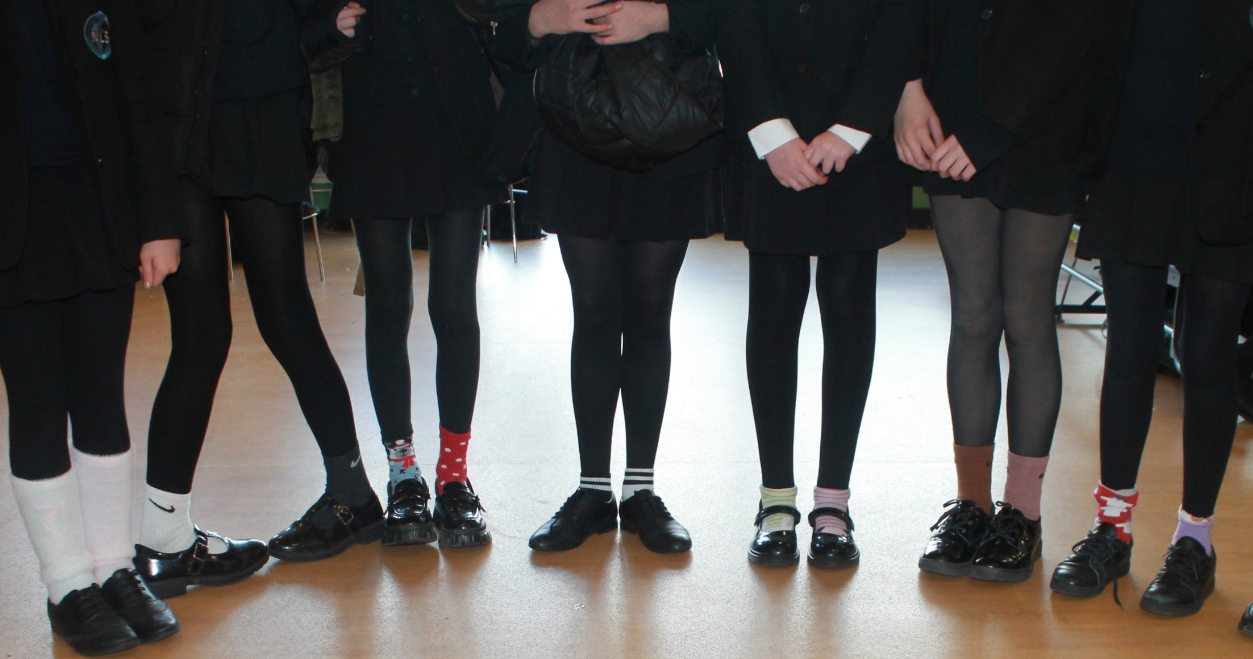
[918,557,973,577]
[748,550,800,568]
[382,523,438,547]
[808,551,859,570]
[58,633,141,657]
[1049,564,1131,599]
[620,520,693,554]
[269,520,385,562]
[144,554,272,600]
[970,562,1036,583]
[437,527,493,549]
[529,517,618,552]
[1140,582,1215,617]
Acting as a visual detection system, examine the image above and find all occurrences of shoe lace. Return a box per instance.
[1160,542,1206,582]
[390,479,430,507]
[631,492,672,522]
[1070,533,1125,607]
[930,500,984,545]
[110,571,154,607]
[983,503,1029,548]
[556,490,607,520]
[441,483,483,512]
[79,587,118,623]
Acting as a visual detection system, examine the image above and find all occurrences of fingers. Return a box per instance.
[957,162,977,182]
[928,113,945,148]
[896,139,913,168]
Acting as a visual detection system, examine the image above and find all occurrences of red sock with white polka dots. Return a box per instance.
[436,427,470,494]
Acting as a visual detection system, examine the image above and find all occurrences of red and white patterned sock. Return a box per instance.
[1094,481,1138,543]
[436,427,471,494]
[813,487,850,535]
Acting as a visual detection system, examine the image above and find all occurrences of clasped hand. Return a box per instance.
[893,79,976,181]
[765,133,856,192]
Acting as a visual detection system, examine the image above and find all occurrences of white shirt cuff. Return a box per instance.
[748,119,800,160]
[829,124,872,153]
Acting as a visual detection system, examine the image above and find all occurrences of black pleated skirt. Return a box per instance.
[205,89,312,205]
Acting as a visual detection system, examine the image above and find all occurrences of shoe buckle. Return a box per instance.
[188,536,209,575]
[335,504,356,528]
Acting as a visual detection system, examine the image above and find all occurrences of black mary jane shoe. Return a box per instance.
[748,505,801,568]
[619,490,692,554]
[807,507,859,569]
[918,500,991,577]
[100,569,180,644]
[1239,602,1253,638]
[1049,522,1131,602]
[134,527,269,599]
[529,488,618,552]
[383,477,438,547]
[48,585,141,656]
[268,492,385,562]
[434,480,492,549]
[969,502,1042,583]
[1139,537,1216,617]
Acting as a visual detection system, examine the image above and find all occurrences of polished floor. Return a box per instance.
[1,228,1251,658]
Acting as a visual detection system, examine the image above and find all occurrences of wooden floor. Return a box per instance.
[1,229,1251,658]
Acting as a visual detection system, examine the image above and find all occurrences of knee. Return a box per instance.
[1002,303,1058,353]
[571,294,622,341]
[950,301,1002,344]
[173,315,232,366]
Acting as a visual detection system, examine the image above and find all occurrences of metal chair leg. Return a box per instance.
[225,213,234,281]
[483,204,493,249]
[311,210,326,282]
[508,185,518,263]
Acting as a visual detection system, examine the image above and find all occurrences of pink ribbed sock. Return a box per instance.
[813,487,850,535]
[1002,453,1049,520]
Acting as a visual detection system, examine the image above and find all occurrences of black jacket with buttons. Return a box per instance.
[1088,0,1253,246]
[0,0,179,271]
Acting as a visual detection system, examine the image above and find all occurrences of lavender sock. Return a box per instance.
[1171,508,1214,555]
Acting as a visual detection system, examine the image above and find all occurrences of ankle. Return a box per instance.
[1094,481,1138,543]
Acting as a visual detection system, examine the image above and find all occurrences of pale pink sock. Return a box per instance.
[1002,453,1049,520]
[813,487,850,535]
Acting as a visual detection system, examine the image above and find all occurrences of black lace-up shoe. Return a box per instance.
[100,569,179,644]
[1239,602,1253,638]
[969,503,1042,583]
[268,492,385,562]
[434,481,492,548]
[919,500,991,576]
[529,488,618,551]
[1050,522,1131,602]
[619,490,692,553]
[134,527,269,599]
[48,585,141,656]
[1140,537,1216,617]
[748,505,801,567]
[807,507,859,569]
[383,478,438,547]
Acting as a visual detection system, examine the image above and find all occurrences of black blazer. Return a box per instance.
[0,0,179,271]
[924,0,1119,168]
[726,0,926,164]
[1088,0,1253,246]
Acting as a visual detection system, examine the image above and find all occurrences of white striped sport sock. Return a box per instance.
[813,487,850,535]
[580,476,615,502]
[622,468,654,500]
[759,485,798,533]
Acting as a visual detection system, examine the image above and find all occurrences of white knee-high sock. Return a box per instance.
[71,448,135,582]
[139,485,196,554]
[11,472,97,604]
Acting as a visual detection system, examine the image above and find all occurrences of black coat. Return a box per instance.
[1087,0,1253,246]
[724,0,925,255]
[0,0,179,271]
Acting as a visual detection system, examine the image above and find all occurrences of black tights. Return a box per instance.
[931,196,1074,457]
[354,211,482,441]
[1098,262,1251,517]
[1,288,134,481]
[747,251,879,490]
[558,235,689,478]
[146,183,359,494]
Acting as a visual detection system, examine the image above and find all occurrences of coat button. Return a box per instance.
[797,62,808,74]
[981,9,994,19]
[799,3,811,13]
[410,87,420,98]
[402,12,411,22]
[1198,70,1212,80]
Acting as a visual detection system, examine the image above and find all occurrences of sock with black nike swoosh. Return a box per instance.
[324,448,375,507]
[139,486,197,554]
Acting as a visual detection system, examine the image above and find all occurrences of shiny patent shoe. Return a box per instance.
[619,490,692,554]
[383,477,438,547]
[747,505,801,567]
[268,492,385,562]
[433,481,492,548]
[1239,602,1253,638]
[529,488,618,552]
[48,585,141,656]
[1139,537,1216,617]
[969,503,1042,583]
[134,527,269,599]
[918,500,990,577]
[1049,522,1131,601]
[100,569,180,644]
[807,507,859,569]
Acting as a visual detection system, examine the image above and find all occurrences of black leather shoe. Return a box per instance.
[1049,522,1131,601]
[969,503,1042,583]
[1239,602,1253,638]
[383,477,438,547]
[100,569,179,644]
[807,507,859,569]
[268,492,385,562]
[748,505,801,568]
[619,490,692,554]
[529,488,618,552]
[48,585,140,656]
[134,528,269,599]
[918,500,990,577]
[434,480,492,548]
[1139,537,1216,617]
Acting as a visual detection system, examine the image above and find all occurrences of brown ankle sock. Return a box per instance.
[953,444,995,512]
[1003,452,1049,520]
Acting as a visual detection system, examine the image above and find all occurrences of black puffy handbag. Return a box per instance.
[535,33,724,173]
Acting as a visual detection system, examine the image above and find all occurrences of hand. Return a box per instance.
[930,135,977,181]
[139,239,180,289]
[765,139,828,191]
[591,0,668,45]
[336,2,366,38]
[804,132,857,175]
[529,0,622,39]
[894,79,944,171]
